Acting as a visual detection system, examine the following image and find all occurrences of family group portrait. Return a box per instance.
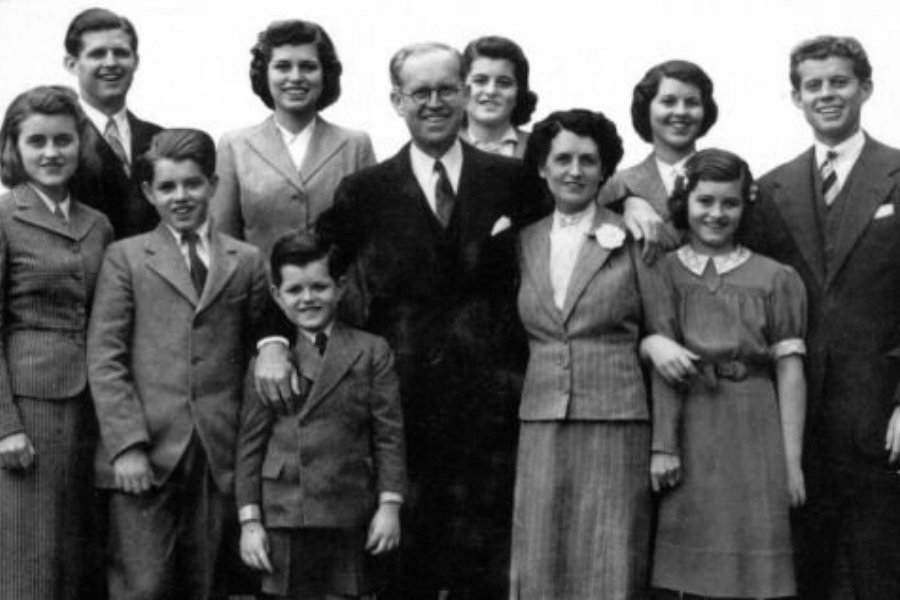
[1,0,899,598]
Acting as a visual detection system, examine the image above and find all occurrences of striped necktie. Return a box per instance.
[433,160,455,227]
[104,118,130,177]
[821,150,839,205]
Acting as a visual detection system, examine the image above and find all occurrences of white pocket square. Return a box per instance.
[491,216,512,236]
[874,204,895,219]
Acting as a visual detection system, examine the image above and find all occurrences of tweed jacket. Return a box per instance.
[88,224,268,493]
[212,115,376,259]
[70,111,162,240]
[0,185,113,438]
[751,135,900,466]
[236,322,406,528]
[517,205,678,424]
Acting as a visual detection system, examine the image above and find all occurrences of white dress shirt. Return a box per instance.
[655,155,690,196]
[274,115,316,172]
[409,139,463,216]
[79,99,132,163]
[549,202,597,309]
[163,220,211,271]
[814,128,866,192]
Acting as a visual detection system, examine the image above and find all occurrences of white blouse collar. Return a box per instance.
[677,244,751,276]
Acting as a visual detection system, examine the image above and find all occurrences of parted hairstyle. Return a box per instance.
[631,59,718,144]
[270,230,349,285]
[462,35,538,126]
[136,128,217,185]
[523,109,624,197]
[64,7,138,56]
[250,19,343,111]
[789,35,872,89]
[389,42,463,88]
[0,85,89,188]
[668,148,756,244]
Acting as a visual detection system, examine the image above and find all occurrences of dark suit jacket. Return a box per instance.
[0,185,113,438]
[212,115,376,259]
[71,111,162,240]
[236,323,406,528]
[751,136,900,468]
[88,224,268,494]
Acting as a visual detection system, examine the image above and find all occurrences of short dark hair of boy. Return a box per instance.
[64,8,138,56]
[789,35,872,90]
[136,128,216,184]
[270,231,349,286]
[668,147,757,245]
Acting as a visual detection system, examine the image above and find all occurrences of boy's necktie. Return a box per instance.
[181,230,207,295]
[314,332,328,356]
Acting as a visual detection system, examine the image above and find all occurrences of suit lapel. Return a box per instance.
[196,229,239,314]
[770,148,826,287]
[298,324,362,420]
[560,206,617,322]
[521,216,560,323]
[827,138,897,287]
[11,185,76,239]
[67,200,101,240]
[247,117,304,191]
[298,117,346,184]
[144,225,199,305]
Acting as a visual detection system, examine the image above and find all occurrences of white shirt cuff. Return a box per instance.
[256,336,289,351]
[238,504,261,523]
[379,492,403,504]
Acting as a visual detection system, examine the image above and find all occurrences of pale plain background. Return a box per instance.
[1,0,899,183]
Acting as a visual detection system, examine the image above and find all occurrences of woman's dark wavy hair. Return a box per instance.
[462,35,538,126]
[0,85,93,187]
[523,109,623,202]
[249,20,342,112]
[631,59,718,143]
[668,148,756,244]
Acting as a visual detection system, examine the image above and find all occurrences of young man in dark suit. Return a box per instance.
[750,36,900,600]
[64,7,162,239]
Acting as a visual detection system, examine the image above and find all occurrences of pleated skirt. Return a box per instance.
[510,421,651,600]
[0,394,96,600]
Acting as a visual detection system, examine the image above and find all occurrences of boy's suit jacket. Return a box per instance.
[70,111,162,239]
[212,115,376,258]
[0,184,113,438]
[88,223,268,494]
[517,206,678,430]
[235,322,406,528]
[752,135,900,467]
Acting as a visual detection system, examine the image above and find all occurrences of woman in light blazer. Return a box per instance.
[598,60,718,259]
[0,86,113,599]
[510,109,679,599]
[212,19,376,259]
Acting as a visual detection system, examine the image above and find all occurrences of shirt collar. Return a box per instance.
[79,98,130,139]
[299,321,334,344]
[655,154,691,195]
[164,219,211,245]
[274,114,317,145]
[677,244,751,276]
[814,128,865,168]
[409,138,464,192]
[28,184,71,219]
[552,201,597,231]
[462,126,520,156]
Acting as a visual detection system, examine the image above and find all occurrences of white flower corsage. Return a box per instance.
[593,223,626,250]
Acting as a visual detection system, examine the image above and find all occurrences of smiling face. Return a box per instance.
[539,129,604,215]
[64,28,137,114]
[465,57,518,128]
[267,43,324,122]
[272,258,344,335]
[391,49,467,157]
[17,113,80,201]
[142,158,216,234]
[686,178,744,255]
[649,77,704,157]
[792,56,872,146]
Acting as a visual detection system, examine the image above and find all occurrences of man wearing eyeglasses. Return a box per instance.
[312,41,541,600]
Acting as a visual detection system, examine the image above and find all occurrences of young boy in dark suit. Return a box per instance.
[236,231,406,599]
[87,128,268,599]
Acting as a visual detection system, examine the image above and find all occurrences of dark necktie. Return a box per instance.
[433,160,455,227]
[314,332,328,356]
[104,118,130,177]
[181,230,207,295]
[821,150,839,205]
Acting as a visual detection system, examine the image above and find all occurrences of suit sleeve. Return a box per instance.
[87,244,151,460]
[369,337,407,497]
[0,226,22,440]
[211,132,245,240]
[597,172,629,207]
[235,361,276,510]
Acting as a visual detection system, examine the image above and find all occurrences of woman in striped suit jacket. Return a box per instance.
[510,109,679,600]
[0,86,113,599]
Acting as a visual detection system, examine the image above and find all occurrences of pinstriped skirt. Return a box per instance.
[0,394,95,600]
[510,421,651,600]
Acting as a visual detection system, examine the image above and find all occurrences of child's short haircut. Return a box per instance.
[270,231,349,285]
[136,128,216,184]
